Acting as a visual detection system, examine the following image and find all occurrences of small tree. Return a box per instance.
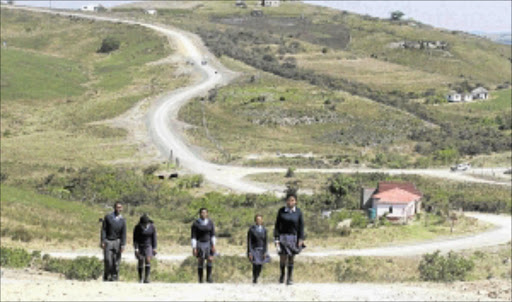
[391,10,405,21]
[419,250,474,282]
[285,167,295,178]
[98,37,120,53]
[327,174,356,208]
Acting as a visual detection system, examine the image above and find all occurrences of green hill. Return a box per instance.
[0,8,189,179]
[112,0,511,168]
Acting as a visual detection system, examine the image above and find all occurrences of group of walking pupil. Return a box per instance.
[100,192,305,285]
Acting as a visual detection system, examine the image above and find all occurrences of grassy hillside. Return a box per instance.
[0,8,189,180]
[109,1,511,167]
[0,48,87,101]
[0,175,495,252]
[180,56,427,167]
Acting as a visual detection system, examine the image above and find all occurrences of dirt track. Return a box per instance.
[2,268,510,301]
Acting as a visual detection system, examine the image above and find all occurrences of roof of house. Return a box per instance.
[448,90,460,95]
[373,187,421,204]
[377,181,422,197]
[472,87,488,94]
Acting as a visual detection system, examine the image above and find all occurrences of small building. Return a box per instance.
[471,87,489,100]
[462,92,473,101]
[446,90,461,102]
[261,0,280,7]
[80,4,103,12]
[361,181,422,222]
[145,9,157,15]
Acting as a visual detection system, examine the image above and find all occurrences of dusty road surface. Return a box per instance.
[42,212,511,261]
[2,268,510,301]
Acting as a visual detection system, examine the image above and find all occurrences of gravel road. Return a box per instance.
[2,268,509,301]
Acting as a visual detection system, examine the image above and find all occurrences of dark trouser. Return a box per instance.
[103,239,121,281]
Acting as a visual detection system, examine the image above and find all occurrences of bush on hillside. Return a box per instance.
[419,250,474,282]
[0,247,34,268]
[42,255,103,281]
[98,36,120,53]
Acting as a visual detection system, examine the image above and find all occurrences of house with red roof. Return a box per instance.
[361,182,422,222]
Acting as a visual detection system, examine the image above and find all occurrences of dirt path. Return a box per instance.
[39,212,512,262]
[2,268,509,301]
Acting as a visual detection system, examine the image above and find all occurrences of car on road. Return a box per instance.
[450,163,471,172]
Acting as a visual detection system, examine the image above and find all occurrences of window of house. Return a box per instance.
[389,206,393,213]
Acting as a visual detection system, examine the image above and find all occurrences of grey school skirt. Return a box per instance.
[137,245,154,259]
[249,247,270,265]
[278,234,304,255]
[196,241,214,260]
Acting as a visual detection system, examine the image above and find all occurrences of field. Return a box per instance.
[295,52,457,94]
[179,56,427,166]
[0,8,189,179]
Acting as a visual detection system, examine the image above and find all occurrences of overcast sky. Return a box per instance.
[305,1,512,33]
[9,1,512,33]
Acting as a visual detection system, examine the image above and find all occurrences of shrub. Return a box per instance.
[419,250,474,282]
[65,257,103,281]
[350,212,368,228]
[339,226,351,237]
[142,164,160,176]
[0,247,34,268]
[98,36,120,53]
[10,226,33,242]
[0,172,8,183]
[335,256,369,282]
[176,174,204,189]
[285,167,295,178]
[43,256,103,281]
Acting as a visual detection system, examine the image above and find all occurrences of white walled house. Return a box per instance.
[471,87,489,100]
[262,0,280,7]
[80,4,103,12]
[145,9,157,15]
[446,90,461,102]
[462,93,473,101]
[362,182,422,222]
[372,188,420,221]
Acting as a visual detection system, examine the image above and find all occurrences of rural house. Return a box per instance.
[462,92,473,101]
[471,87,489,100]
[446,90,462,102]
[361,182,422,222]
[145,9,157,15]
[262,0,280,7]
[447,87,490,102]
[80,4,104,12]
